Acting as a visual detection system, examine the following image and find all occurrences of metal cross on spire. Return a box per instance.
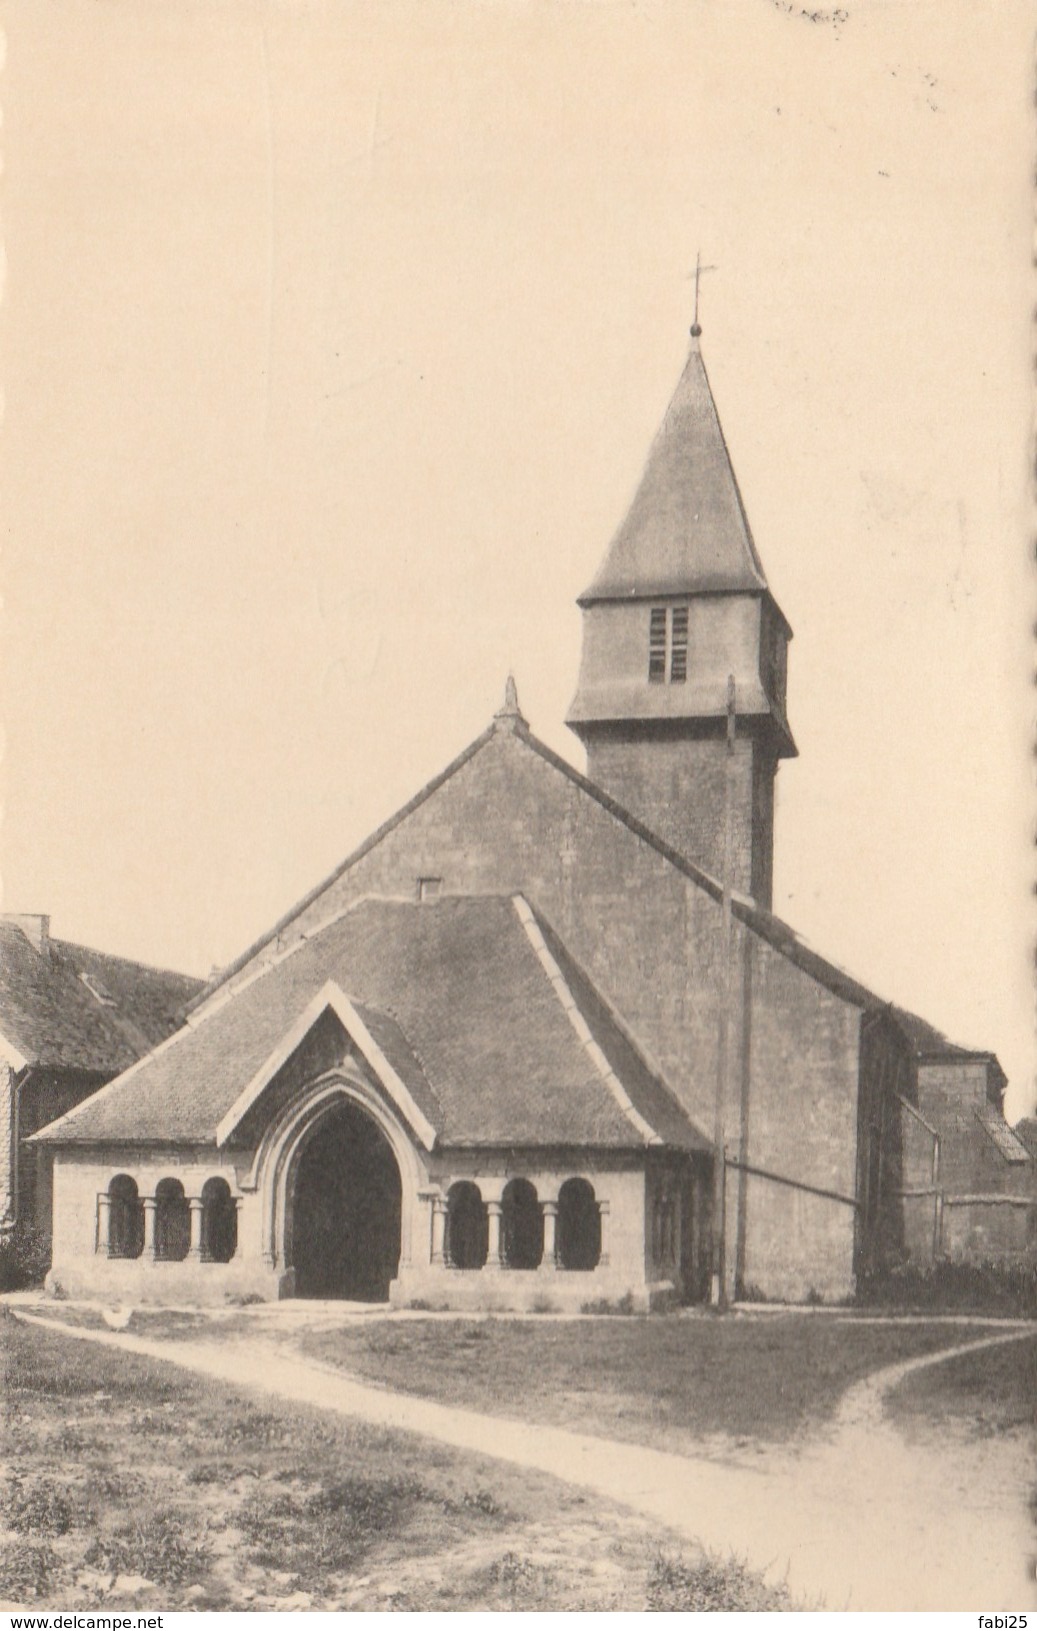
[687,251,717,337]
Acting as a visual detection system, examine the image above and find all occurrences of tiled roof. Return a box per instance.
[34,896,709,1154]
[974,1103,1032,1165]
[0,921,203,1075]
[578,340,770,604]
[734,908,1001,1068]
[889,1007,997,1066]
[533,913,706,1152]
[1012,1117,1037,1159]
[186,716,1003,1082]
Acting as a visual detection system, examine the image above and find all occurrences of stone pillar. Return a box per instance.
[431,1197,447,1265]
[230,1198,243,1262]
[188,1197,204,1260]
[142,1197,157,1258]
[541,1201,558,1268]
[485,1200,503,1268]
[598,1199,611,1268]
[96,1193,111,1255]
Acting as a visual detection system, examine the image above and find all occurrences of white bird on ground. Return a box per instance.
[101,1305,134,1331]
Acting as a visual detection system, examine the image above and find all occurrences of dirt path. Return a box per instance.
[13,1312,1035,1610]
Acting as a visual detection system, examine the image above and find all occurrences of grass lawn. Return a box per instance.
[287,1311,997,1455]
[884,1332,1037,1441]
[0,1309,795,1612]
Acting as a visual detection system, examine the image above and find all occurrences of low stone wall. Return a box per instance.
[941,1195,1034,1261]
[45,1254,284,1307]
[44,1255,676,1313]
[393,1262,674,1314]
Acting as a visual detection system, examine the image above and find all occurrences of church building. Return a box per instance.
[33,326,1034,1308]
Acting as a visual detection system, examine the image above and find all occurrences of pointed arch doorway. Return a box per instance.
[289,1098,402,1301]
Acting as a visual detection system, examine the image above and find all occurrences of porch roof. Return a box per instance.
[32,895,709,1155]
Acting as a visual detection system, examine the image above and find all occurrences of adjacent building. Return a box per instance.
[1,914,202,1234]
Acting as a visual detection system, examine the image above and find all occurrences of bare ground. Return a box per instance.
[0,1307,788,1612]
[10,1303,1036,1610]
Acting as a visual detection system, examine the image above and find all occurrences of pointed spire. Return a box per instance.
[493,673,526,730]
[578,334,768,604]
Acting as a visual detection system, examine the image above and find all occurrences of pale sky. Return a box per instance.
[2,0,1033,1117]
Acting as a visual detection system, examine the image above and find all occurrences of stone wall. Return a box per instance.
[855,1016,919,1270]
[917,1062,1035,1259]
[940,1196,1033,1259]
[900,1104,940,1264]
[400,1156,658,1312]
[730,934,861,1301]
[582,728,771,904]
[20,1070,108,1235]
[855,1049,1037,1268]
[48,1145,274,1305]
[727,1165,857,1302]
[917,1063,1014,1191]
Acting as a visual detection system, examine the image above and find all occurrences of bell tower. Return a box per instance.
[566,323,795,908]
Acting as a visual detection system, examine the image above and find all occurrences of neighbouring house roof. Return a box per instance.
[33,895,710,1154]
[0,919,203,1077]
[577,337,771,605]
[185,711,1004,1084]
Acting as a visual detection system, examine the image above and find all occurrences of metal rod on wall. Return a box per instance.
[711,673,736,1308]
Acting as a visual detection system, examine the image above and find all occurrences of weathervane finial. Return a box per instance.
[689,250,716,339]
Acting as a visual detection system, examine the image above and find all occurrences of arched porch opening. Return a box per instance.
[502,1178,543,1269]
[154,1178,190,1262]
[108,1174,143,1259]
[445,1181,488,1269]
[201,1177,237,1264]
[557,1177,601,1271]
[289,1098,402,1300]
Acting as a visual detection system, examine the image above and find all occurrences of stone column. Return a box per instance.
[96,1193,111,1255]
[188,1197,204,1260]
[485,1200,504,1268]
[598,1199,611,1267]
[541,1200,559,1268]
[431,1196,447,1266]
[142,1197,157,1258]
